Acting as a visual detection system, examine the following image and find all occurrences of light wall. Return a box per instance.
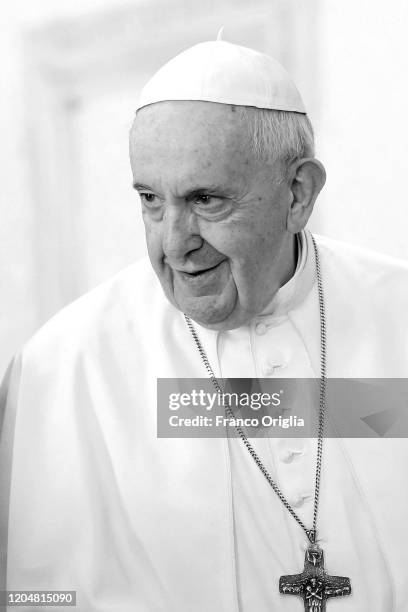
[312,0,408,258]
[0,0,131,375]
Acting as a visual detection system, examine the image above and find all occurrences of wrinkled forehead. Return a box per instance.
[129,100,261,182]
[133,98,249,123]
[130,100,251,150]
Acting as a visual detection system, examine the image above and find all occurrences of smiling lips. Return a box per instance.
[175,260,228,288]
[179,261,224,277]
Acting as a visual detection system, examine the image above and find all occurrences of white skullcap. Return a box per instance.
[137,40,306,114]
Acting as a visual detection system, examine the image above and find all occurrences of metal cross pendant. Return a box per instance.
[279,545,351,611]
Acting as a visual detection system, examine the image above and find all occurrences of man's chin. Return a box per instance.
[175,292,238,330]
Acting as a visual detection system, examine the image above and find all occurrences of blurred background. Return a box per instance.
[1,0,408,376]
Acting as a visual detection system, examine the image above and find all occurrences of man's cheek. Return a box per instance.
[142,215,156,236]
[145,223,163,253]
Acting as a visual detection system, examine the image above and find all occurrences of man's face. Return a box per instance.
[129,101,296,331]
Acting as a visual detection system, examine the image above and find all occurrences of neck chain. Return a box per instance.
[184,234,352,610]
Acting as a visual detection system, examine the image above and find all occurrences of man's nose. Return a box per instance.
[162,203,203,263]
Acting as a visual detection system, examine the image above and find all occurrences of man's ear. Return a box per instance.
[286,158,326,233]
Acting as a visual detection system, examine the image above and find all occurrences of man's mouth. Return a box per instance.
[180,261,224,277]
[174,260,228,287]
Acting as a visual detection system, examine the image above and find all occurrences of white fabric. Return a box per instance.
[1,231,408,611]
[136,41,306,113]
[218,232,393,611]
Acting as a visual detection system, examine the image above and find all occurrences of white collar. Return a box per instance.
[191,229,316,356]
[256,229,316,320]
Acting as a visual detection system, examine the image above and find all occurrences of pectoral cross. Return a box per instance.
[279,545,351,611]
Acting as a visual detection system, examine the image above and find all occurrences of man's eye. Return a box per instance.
[194,195,218,206]
[140,193,157,205]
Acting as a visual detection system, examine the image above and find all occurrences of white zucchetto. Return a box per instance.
[136,40,306,114]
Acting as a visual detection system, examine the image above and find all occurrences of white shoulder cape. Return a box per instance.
[1,233,408,611]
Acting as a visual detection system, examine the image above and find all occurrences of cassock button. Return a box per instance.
[255,322,268,335]
[290,493,311,508]
[262,361,277,376]
[262,361,287,375]
[281,449,304,463]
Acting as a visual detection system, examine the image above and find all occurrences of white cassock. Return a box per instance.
[1,230,408,611]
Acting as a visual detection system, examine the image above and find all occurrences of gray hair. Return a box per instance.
[236,107,315,175]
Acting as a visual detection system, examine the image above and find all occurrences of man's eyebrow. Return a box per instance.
[187,186,224,196]
[132,183,228,195]
[133,183,151,191]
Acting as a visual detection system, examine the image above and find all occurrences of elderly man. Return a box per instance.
[1,39,408,612]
